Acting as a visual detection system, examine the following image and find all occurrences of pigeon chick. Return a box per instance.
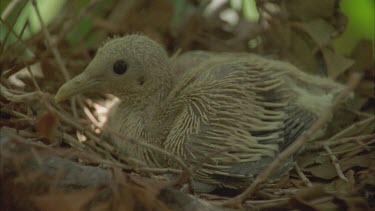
[55,35,344,192]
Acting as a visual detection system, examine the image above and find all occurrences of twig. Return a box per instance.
[1,0,22,21]
[323,144,349,182]
[325,117,375,143]
[81,153,181,175]
[81,153,133,170]
[51,104,174,175]
[344,107,374,118]
[135,167,182,175]
[0,0,28,55]
[83,139,117,159]
[0,84,44,102]
[0,104,35,122]
[294,163,312,187]
[0,17,35,58]
[51,106,115,151]
[31,0,79,119]
[18,17,30,42]
[256,190,279,199]
[221,73,362,207]
[25,65,41,90]
[25,64,57,116]
[78,97,102,128]
[354,138,373,151]
[322,138,374,156]
[59,132,86,149]
[30,0,70,81]
[244,198,289,209]
[308,133,375,151]
[264,188,300,195]
[1,60,36,78]
[3,130,49,149]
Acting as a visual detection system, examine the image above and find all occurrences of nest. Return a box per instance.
[1,0,374,210]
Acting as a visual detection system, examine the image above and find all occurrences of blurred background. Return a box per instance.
[1,0,373,54]
[0,1,374,209]
[1,0,373,113]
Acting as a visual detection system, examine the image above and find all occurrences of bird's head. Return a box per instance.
[55,35,173,103]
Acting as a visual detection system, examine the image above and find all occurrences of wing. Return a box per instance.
[164,57,316,188]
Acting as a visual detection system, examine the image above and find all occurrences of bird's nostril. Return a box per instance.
[138,76,145,85]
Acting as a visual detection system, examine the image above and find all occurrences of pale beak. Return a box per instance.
[55,72,100,103]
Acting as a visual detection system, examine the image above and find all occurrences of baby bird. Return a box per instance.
[56,35,344,192]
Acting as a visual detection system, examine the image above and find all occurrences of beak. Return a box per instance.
[55,72,100,103]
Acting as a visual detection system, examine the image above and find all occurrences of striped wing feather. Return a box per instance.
[165,55,315,187]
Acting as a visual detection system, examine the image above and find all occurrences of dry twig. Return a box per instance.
[294,163,312,187]
[0,0,28,55]
[31,0,80,119]
[323,144,348,182]
[31,0,70,81]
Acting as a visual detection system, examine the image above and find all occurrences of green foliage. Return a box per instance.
[1,0,66,46]
[230,0,259,22]
[334,0,375,55]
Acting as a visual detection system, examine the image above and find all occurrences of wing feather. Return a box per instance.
[165,58,316,187]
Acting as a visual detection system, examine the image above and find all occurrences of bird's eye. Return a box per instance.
[113,60,128,75]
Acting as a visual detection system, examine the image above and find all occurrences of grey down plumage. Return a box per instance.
[56,35,344,191]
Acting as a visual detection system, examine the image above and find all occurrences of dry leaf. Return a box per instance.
[295,18,335,47]
[322,48,354,79]
[307,154,372,180]
[36,111,59,141]
[286,0,337,21]
[287,31,318,74]
[349,39,374,73]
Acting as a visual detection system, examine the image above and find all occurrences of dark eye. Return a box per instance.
[113,60,128,74]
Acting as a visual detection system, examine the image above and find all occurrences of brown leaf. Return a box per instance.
[322,48,354,79]
[286,0,338,21]
[287,31,319,74]
[339,154,372,170]
[307,163,337,180]
[297,152,324,169]
[295,19,335,47]
[307,154,372,180]
[349,39,374,73]
[36,112,59,141]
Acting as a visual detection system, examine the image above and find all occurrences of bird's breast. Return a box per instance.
[106,101,172,167]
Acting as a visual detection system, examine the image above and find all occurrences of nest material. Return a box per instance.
[0,0,373,210]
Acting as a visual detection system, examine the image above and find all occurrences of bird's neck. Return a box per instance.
[148,75,175,107]
[114,73,176,143]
